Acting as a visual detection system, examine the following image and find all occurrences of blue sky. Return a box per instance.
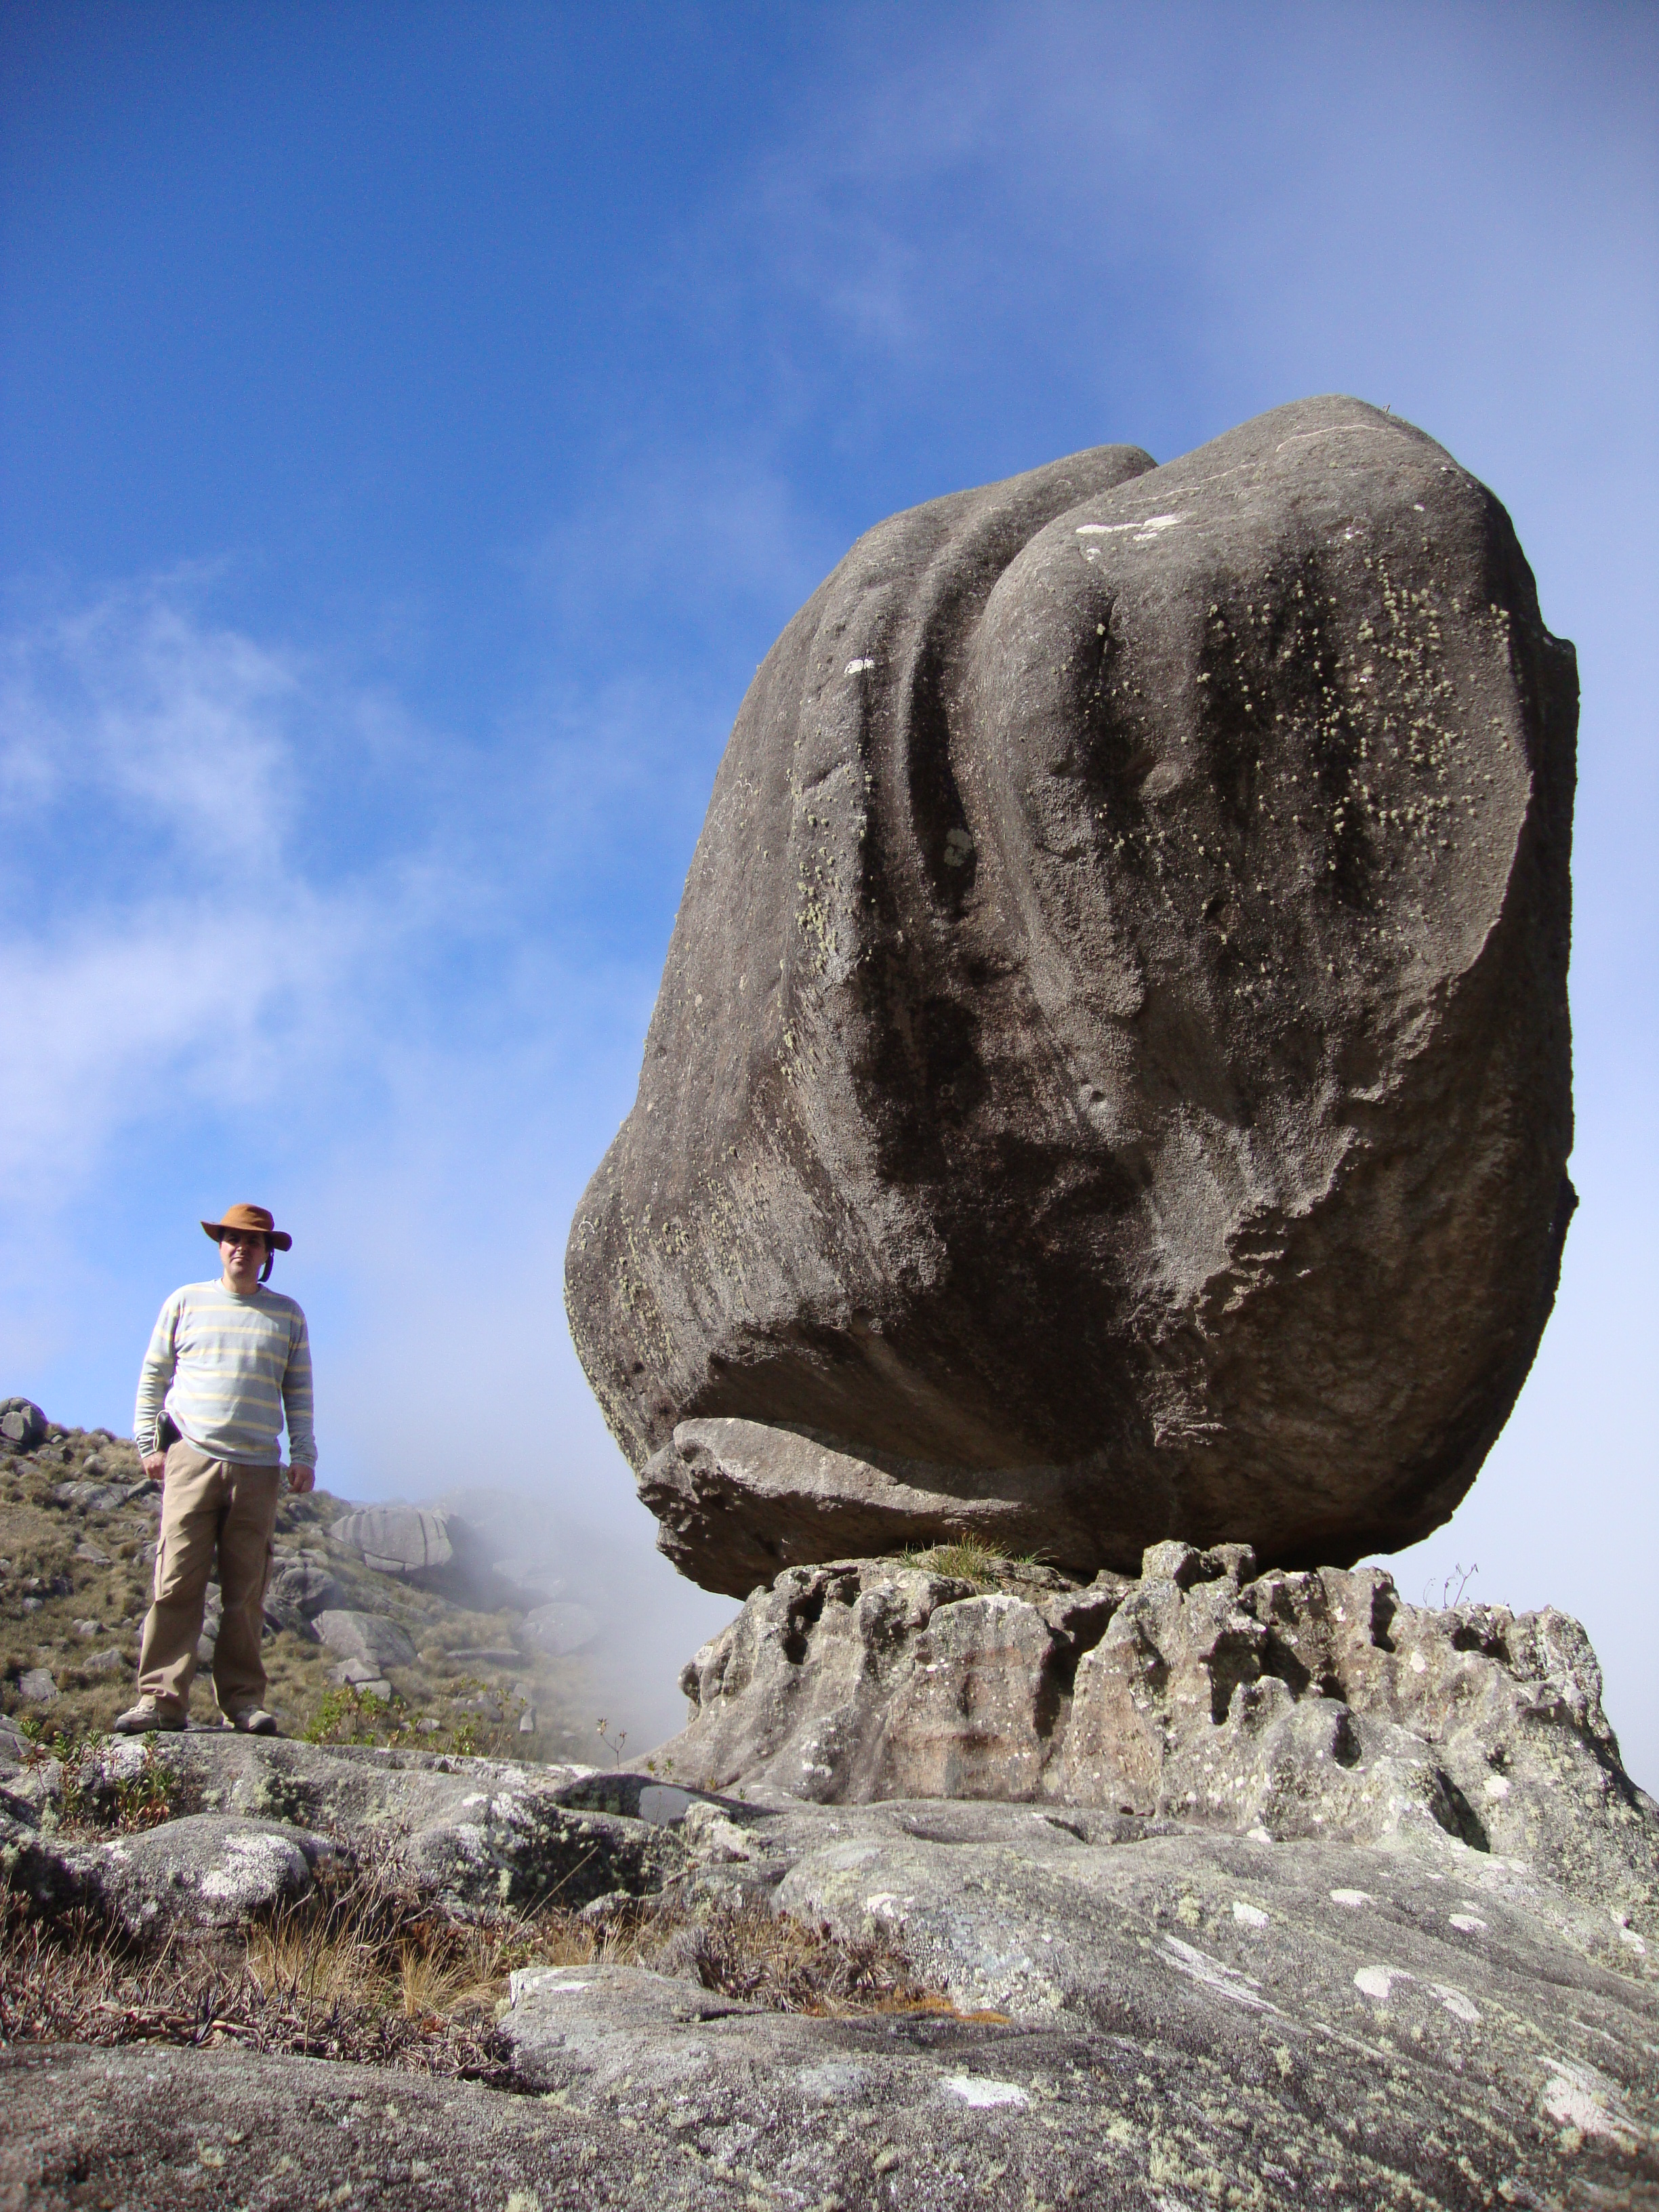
[3,1,1655,1769]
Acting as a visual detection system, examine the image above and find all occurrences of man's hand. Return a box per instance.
[142,1452,167,1483]
[287,1463,316,1495]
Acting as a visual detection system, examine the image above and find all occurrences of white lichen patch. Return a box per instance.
[862,1891,912,1923]
[1353,1965,1403,2003]
[1433,1983,1481,2025]
[1162,1935,1275,2011]
[941,2076,1029,2110]
[197,1832,309,1906]
[1539,2059,1640,2151]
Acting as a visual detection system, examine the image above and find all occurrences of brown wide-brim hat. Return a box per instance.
[201,1202,292,1252]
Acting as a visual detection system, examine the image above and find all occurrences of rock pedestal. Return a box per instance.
[567,396,1577,1591]
[651,1547,1657,1929]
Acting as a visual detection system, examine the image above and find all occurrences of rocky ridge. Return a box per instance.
[1,1475,1654,2205]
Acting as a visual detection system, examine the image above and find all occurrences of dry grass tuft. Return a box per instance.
[899,1539,1067,1593]
[639,1894,937,2015]
[0,1864,515,2079]
[0,1837,943,2078]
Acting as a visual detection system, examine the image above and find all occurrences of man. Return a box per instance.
[114,1204,316,1736]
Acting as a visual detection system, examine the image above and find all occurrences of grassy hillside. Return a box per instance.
[0,1416,603,1761]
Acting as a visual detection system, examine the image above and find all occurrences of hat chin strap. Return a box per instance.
[260,1249,274,1284]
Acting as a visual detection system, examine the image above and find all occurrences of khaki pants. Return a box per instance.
[136,1442,282,1718]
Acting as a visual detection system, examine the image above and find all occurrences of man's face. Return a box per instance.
[220,1234,268,1293]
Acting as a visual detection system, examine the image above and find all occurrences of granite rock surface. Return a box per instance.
[0,1794,335,1931]
[567,396,1578,1589]
[3,1731,1656,2209]
[0,1729,677,1920]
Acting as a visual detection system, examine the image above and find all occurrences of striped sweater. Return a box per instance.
[134,1279,316,1467]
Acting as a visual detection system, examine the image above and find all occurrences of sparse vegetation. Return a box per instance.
[594,1715,628,1765]
[899,1537,1058,1591]
[0,1887,513,2078]
[0,1410,960,2093]
[16,1721,183,1834]
[0,1837,943,2075]
[0,1420,594,1759]
[300,1683,404,1748]
[1425,1561,1479,1610]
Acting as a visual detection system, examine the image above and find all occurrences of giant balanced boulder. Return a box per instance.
[567,396,1576,1597]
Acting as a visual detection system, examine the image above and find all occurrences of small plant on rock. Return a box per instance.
[112,1738,179,1832]
[16,1722,178,1834]
[903,1537,1005,1589]
[1424,1562,1479,1609]
[594,1717,628,1766]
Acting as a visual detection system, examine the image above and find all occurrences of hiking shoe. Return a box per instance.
[228,1706,278,1736]
[112,1699,185,1734]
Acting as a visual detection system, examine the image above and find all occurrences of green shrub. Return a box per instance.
[301,1683,404,1748]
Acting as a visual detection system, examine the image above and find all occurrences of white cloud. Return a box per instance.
[0,588,407,1204]
[1,577,303,865]
[0,572,667,1399]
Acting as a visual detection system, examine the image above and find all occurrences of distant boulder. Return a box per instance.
[312,1610,417,1671]
[1,1399,47,1450]
[517,1602,600,1658]
[329,1506,455,1580]
[267,1561,342,1620]
[491,1558,567,1604]
[53,1479,150,1514]
[330,1658,394,1698]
